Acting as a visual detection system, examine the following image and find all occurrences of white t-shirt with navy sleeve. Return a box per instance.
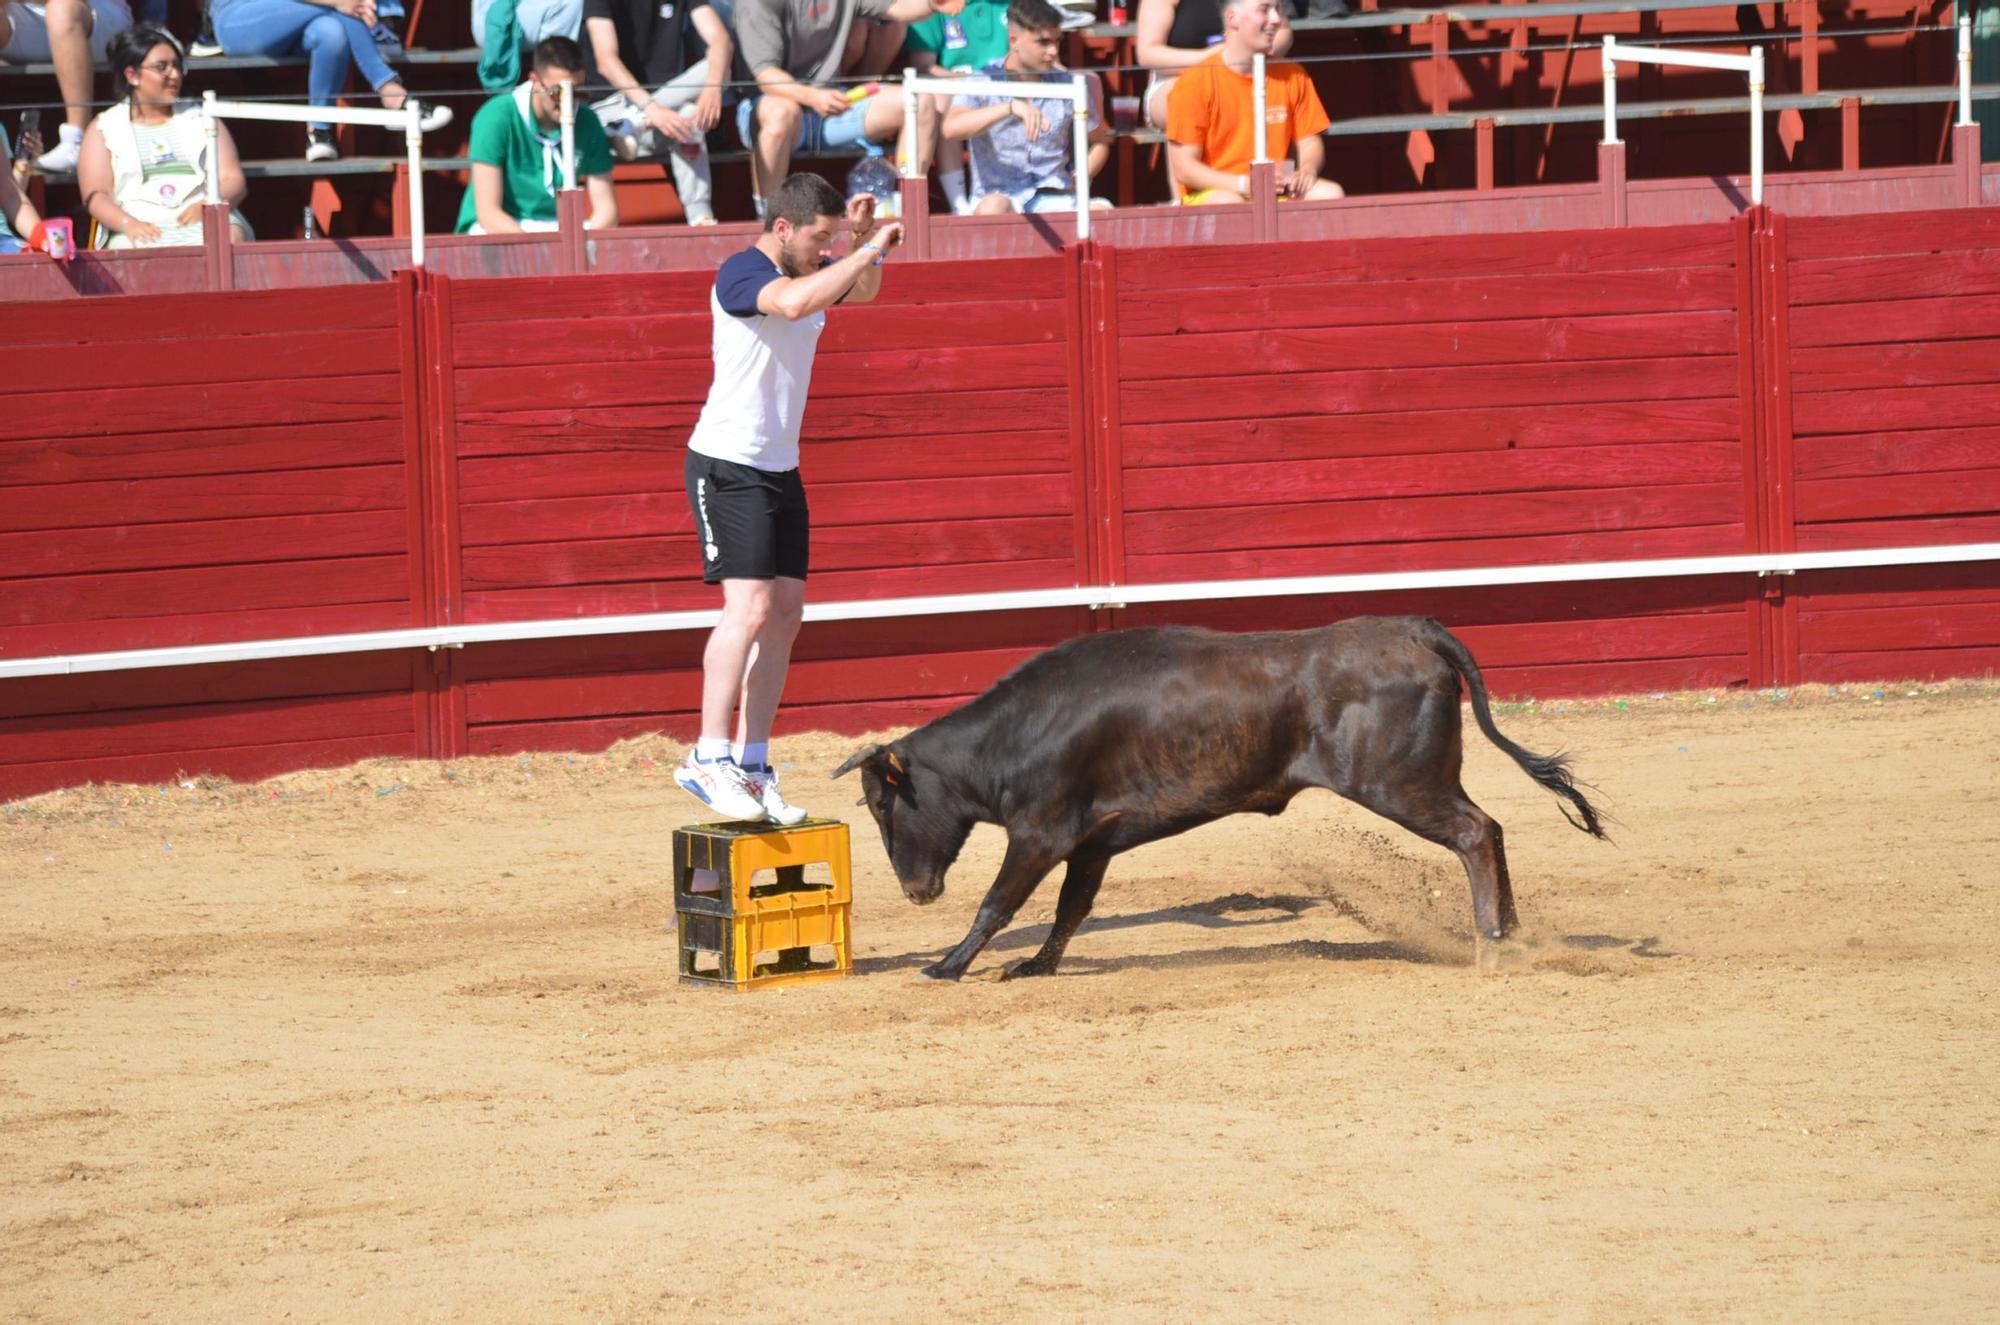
[686,246,826,473]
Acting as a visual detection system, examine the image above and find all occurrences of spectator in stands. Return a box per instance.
[0,0,134,173]
[941,0,1106,216]
[473,0,581,90]
[76,24,253,246]
[733,0,962,219]
[1166,0,1339,204]
[457,34,618,232]
[206,0,453,161]
[1134,0,1287,133]
[902,0,1005,214]
[1,123,53,251]
[582,0,731,225]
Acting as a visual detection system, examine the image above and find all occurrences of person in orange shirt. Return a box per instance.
[1164,0,1342,204]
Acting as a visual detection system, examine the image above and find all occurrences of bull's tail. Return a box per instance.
[1420,618,1608,840]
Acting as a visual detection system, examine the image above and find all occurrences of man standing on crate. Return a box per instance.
[674,171,903,826]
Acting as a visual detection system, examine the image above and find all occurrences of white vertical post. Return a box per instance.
[1071,72,1091,239]
[901,67,919,177]
[1749,45,1764,205]
[1252,52,1268,162]
[559,79,577,189]
[1960,11,1975,127]
[201,92,221,191]
[406,102,425,268]
[1601,37,1620,143]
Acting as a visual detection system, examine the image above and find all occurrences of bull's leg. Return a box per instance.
[920,838,1059,982]
[1345,780,1514,952]
[1001,854,1110,980]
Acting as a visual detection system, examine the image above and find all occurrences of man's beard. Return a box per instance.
[776,239,814,278]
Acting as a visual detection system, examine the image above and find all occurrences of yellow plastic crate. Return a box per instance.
[674,818,853,990]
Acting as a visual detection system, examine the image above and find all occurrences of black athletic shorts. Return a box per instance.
[684,450,810,583]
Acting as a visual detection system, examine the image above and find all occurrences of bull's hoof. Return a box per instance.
[1000,957,1058,981]
[915,963,962,983]
[1474,934,1530,974]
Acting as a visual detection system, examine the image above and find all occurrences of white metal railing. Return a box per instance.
[1601,38,1765,204]
[1959,11,1974,128]
[898,68,1096,236]
[5,543,1999,680]
[558,79,578,190]
[203,92,432,264]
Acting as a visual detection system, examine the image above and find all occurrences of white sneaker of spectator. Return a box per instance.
[411,100,453,133]
[674,751,767,822]
[745,764,809,826]
[34,124,84,174]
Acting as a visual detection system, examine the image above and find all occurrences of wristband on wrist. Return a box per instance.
[860,239,884,266]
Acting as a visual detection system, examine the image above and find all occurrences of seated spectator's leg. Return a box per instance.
[516,0,583,43]
[848,17,905,78]
[859,87,936,173]
[1181,185,1244,205]
[44,0,103,138]
[215,0,330,122]
[299,12,359,129]
[750,96,803,212]
[319,9,409,106]
[649,65,717,224]
[971,192,1014,215]
[1301,177,1343,200]
[931,97,968,214]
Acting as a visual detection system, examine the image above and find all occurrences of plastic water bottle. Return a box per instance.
[846,148,900,219]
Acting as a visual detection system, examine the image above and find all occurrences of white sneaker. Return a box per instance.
[34,126,82,174]
[745,764,808,826]
[674,752,767,822]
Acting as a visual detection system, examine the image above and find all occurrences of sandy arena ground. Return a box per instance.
[3,680,1998,1322]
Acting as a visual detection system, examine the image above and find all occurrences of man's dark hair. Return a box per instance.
[764,172,846,232]
[1007,0,1065,31]
[531,35,588,76]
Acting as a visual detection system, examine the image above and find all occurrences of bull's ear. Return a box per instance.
[831,744,885,779]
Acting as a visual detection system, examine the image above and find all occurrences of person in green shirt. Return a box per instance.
[457,35,620,233]
[902,0,1009,214]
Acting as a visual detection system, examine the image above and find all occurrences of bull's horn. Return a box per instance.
[830,744,885,779]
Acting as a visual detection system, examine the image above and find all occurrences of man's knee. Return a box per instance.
[973,193,1014,215]
[757,97,800,136]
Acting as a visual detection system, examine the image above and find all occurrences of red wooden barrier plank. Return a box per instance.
[1784,207,2000,262]
[1793,428,2000,481]
[0,510,407,579]
[1795,600,2000,653]
[0,557,409,637]
[1798,646,2000,685]
[0,602,411,665]
[1792,384,2000,436]
[1790,561,2000,611]
[1118,312,1738,382]
[1114,225,1736,295]
[0,421,403,488]
[1124,523,1745,584]
[1794,515,2000,548]
[457,557,1079,622]
[1117,268,1739,337]
[0,733,417,800]
[0,285,397,349]
[455,386,1069,446]
[1786,250,2000,306]
[1798,468,2000,522]
[0,332,400,400]
[1124,357,1737,426]
[0,465,407,535]
[1123,398,1742,467]
[1789,293,2000,349]
[5,374,405,442]
[2,650,416,721]
[458,472,1072,546]
[1123,442,1742,513]
[0,690,413,765]
[1790,340,2000,395]
[1473,654,1750,700]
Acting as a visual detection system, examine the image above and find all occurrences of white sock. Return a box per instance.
[941,169,967,214]
[695,737,732,762]
[59,123,83,146]
[735,741,769,770]
[751,195,766,220]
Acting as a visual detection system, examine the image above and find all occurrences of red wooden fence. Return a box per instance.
[3,207,1997,798]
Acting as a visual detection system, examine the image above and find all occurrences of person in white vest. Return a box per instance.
[75,23,251,247]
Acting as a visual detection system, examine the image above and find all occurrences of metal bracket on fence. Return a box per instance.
[1602,37,1765,205]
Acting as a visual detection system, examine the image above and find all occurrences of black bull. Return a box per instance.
[833,615,1606,981]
